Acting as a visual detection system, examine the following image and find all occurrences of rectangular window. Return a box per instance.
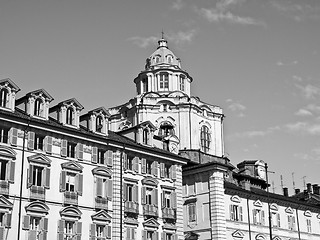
[0,126,9,144]
[34,134,45,151]
[0,161,7,181]
[65,220,74,237]
[146,188,153,205]
[230,204,243,222]
[98,149,106,164]
[287,215,296,230]
[32,166,43,187]
[307,218,312,232]
[66,172,76,192]
[188,203,196,222]
[126,227,135,240]
[253,209,265,225]
[179,76,185,91]
[164,164,170,178]
[67,142,76,158]
[146,161,152,175]
[164,191,171,208]
[30,216,41,232]
[272,212,280,227]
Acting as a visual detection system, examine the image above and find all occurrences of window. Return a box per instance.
[0,88,8,108]
[159,73,169,90]
[143,78,148,93]
[143,129,149,145]
[0,161,7,181]
[123,183,138,213]
[34,98,43,117]
[146,161,152,175]
[126,227,135,240]
[96,177,112,199]
[22,215,48,240]
[179,75,185,91]
[90,223,111,239]
[230,204,243,222]
[0,126,9,144]
[164,191,171,208]
[141,159,158,176]
[287,215,296,230]
[158,122,174,137]
[96,116,103,133]
[155,56,160,63]
[200,125,211,153]
[188,203,196,222]
[60,170,83,196]
[32,166,44,187]
[34,134,45,151]
[253,209,265,225]
[66,107,75,125]
[67,142,76,158]
[306,218,312,233]
[66,172,76,192]
[164,164,170,178]
[27,163,50,189]
[0,212,11,228]
[165,233,173,240]
[98,149,106,165]
[146,188,153,205]
[272,212,280,228]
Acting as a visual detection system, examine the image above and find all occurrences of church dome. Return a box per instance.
[145,38,181,70]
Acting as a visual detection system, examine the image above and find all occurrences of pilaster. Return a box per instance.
[174,164,184,240]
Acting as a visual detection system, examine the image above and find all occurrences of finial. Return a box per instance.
[161,29,164,39]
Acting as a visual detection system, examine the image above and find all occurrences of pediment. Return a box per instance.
[273,236,281,240]
[304,210,312,217]
[61,161,83,172]
[143,92,161,98]
[92,167,112,177]
[27,89,54,102]
[285,207,293,214]
[60,98,84,110]
[142,177,158,186]
[256,234,266,240]
[0,146,16,160]
[0,196,13,209]
[0,78,20,92]
[253,200,263,208]
[89,107,110,117]
[232,230,244,239]
[230,195,241,203]
[139,121,157,130]
[270,203,278,211]
[167,91,188,98]
[91,210,111,222]
[25,201,49,214]
[143,218,160,228]
[60,206,82,218]
[199,120,212,129]
[28,153,51,166]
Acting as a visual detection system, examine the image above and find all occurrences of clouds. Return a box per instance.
[294,83,320,99]
[226,99,246,117]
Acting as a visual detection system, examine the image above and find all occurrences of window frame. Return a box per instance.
[200,125,211,153]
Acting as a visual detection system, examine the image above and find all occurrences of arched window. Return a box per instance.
[96,116,103,133]
[34,98,42,116]
[0,88,8,108]
[142,78,148,93]
[167,56,172,63]
[159,73,169,90]
[158,122,174,137]
[143,129,149,145]
[66,107,74,125]
[179,75,185,91]
[200,125,211,153]
[155,56,160,63]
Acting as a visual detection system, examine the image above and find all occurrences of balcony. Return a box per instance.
[29,186,45,200]
[64,191,78,205]
[95,197,108,210]
[162,207,176,220]
[124,201,139,214]
[143,204,158,217]
[0,180,9,195]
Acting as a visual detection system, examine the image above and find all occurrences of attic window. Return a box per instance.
[66,107,75,125]
[0,88,8,108]
[34,98,43,117]
[96,116,103,133]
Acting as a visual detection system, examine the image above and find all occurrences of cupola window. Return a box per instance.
[66,107,74,125]
[155,56,160,63]
[158,122,174,137]
[200,125,211,153]
[0,88,8,108]
[142,78,148,93]
[96,116,103,133]
[34,98,43,117]
[159,73,169,90]
[167,56,172,63]
[179,75,185,91]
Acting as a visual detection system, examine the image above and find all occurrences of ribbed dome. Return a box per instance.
[145,38,181,70]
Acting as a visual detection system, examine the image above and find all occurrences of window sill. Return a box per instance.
[124,169,137,175]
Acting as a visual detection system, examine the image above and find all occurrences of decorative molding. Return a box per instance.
[143,218,160,229]
[253,199,263,208]
[25,201,49,215]
[60,206,82,219]
[232,230,244,239]
[304,210,312,217]
[28,153,52,166]
[92,167,112,178]
[255,234,265,240]
[91,210,111,223]
[270,203,278,211]
[230,195,241,203]
[61,161,83,172]
[285,207,293,214]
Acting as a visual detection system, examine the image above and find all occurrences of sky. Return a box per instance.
[1,0,320,195]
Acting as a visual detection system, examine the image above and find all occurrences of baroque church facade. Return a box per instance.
[0,36,320,240]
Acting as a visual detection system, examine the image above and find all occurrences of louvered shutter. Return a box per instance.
[133,185,138,203]
[141,187,146,205]
[253,209,256,224]
[28,131,35,150]
[153,231,158,240]
[91,147,98,163]
[174,234,178,240]
[161,232,165,240]
[45,136,52,154]
[0,227,4,240]
[230,205,234,220]
[89,224,96,240]
[96,178,103,197]
[239,206,243,221]
[123,183,127,201]
[142,230,147,240]
[76,222,82,240]
[77,174,83,196]
[141,158,146,174]
[133,157,139,173]
[61,140,67,157]
[10,128,18,146]
[44,167,50,189]
[123,153,127,170]
[39,231,48,240]
[22,215,30,230]
[60,171,66,192]
[77,143,84,160]
[171,165,176,180]
[153,188,158,207]
[171,192,177,209]
[106,225,112,239]
[152,161,158,177]
[57,220,65,240]
[160,163,164,178]
[261,210,265,225]
[27,165,34,188]
[277,213,280,227]
[4,213,11,228]
[107,179,113,199]
[8,161,15,183]
[29,230,37,240]
[107,150,113,167]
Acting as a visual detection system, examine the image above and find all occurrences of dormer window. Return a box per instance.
[159,73,169,90]
[34,98,43,117]
[0,88,8,108]
[66,107,75,125]
[143,129,149,145]
[96,116,103,133]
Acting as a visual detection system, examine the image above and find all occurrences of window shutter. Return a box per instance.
[230,205,234,220]
[160,163,164,178]
[45,136,52,154]
[142,230,147,240]
[22,215,30,230]
[123,183,127,201]
[91,147,98,163]
[27,165,34,188]
[0,227,4,240]
[57,220,65,240]
[76,222,82,240]
[153,188,158,207]
[261,210,265,225]
[153,231,158,240]
[133,185,138,203]
[39,231,48,240]
[96,178,103,197]
[107,179,113,199]
[123,153,127,170]
[239,206,243,221]
[253,209,256,224]
[141,187,146,205]
[44,167,50,189]
[29,230,37,240]
[10,128,18,146]
[27,131,35,150]
[77,174,83,196]
[89,224,96,238]
[106,225,112,239]
[171,165,176,180]
[161,232,165,240]
[77,143,84,160]
[107,150,113,166]
[171,192,177,209]
[41,218,48,231]
[8,161,15,183]
[174,234,178,240]
[61,139,67,157]
[4,213,11,228]
[141,158,146,174]
[133,157,139,173]
[152,161,158,177]
[277,213,281,227]
[60,171,67,192]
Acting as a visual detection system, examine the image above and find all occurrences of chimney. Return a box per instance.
[304,190,310,200]
[295,188,300,194]
[283,187,289,197]
[313,184,320,195]
[307,183,312,193]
